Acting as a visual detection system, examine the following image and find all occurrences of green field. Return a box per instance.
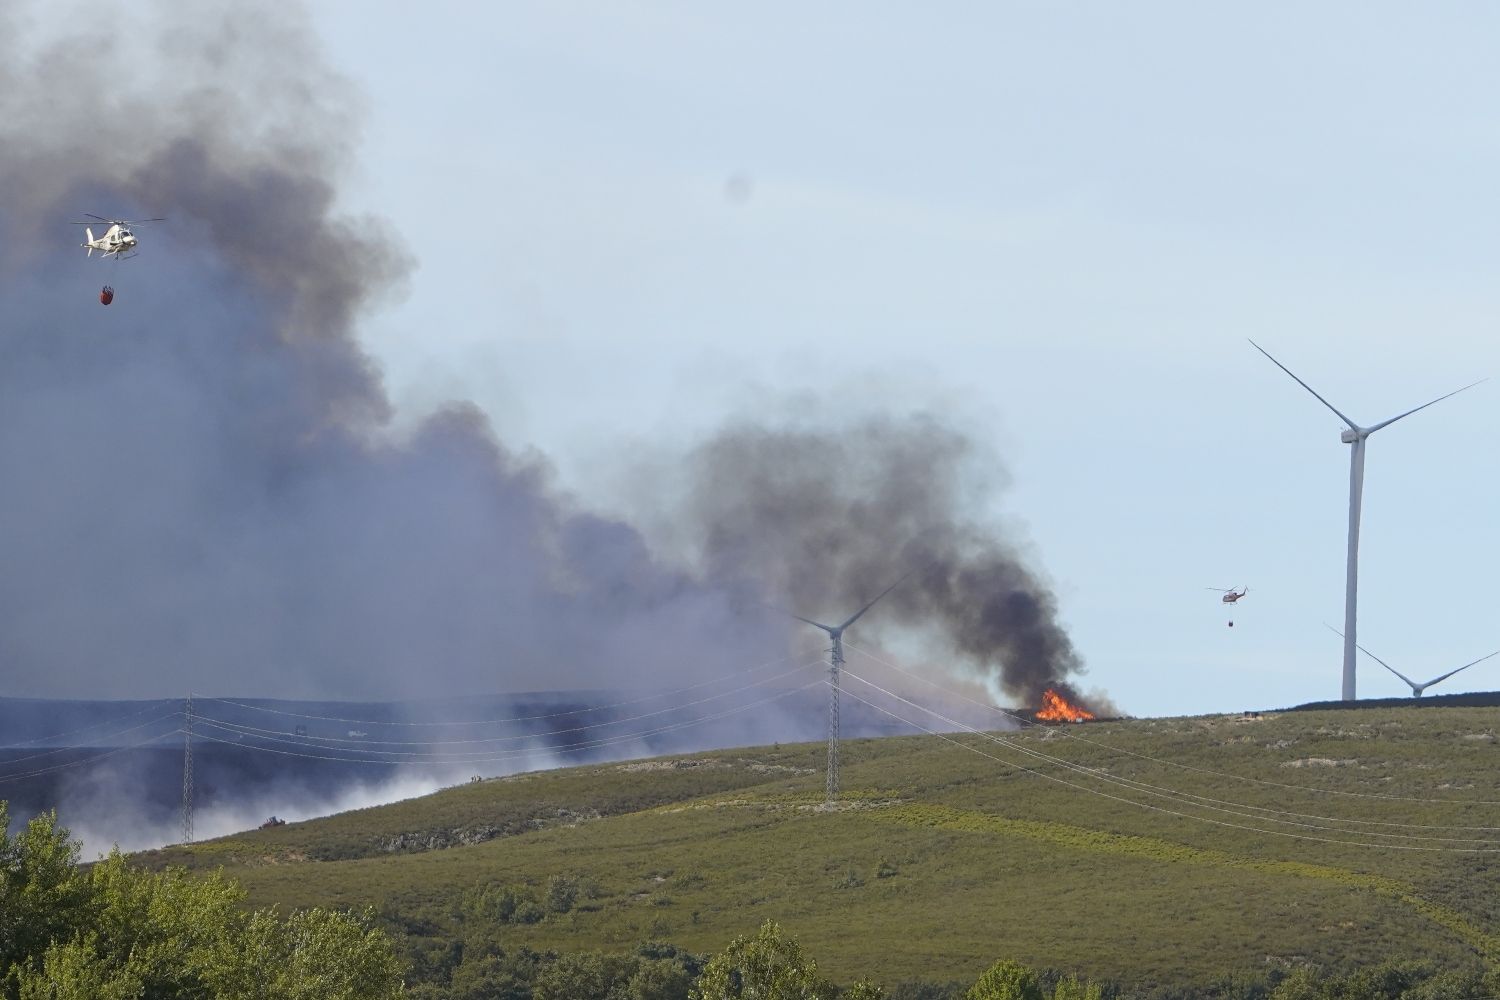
[132,706,1500,993]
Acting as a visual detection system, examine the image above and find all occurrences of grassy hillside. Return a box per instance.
[131,705,1500,992]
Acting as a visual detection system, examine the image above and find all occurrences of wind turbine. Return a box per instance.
[1325,625,1499,697]
[1251,339,1484,700]
[792,576,906,803]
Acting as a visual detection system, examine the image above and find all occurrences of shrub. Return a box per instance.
[546,874,580,914]
[967,960,1044,1000]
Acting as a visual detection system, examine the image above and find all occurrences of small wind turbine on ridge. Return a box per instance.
[792,574,908,804]
[1250,340,1485,701]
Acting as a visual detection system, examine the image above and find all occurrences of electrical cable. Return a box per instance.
[836,676,1500,852]
[188,679,825,766]
[0,720,185,784]
[843,640,1500,807]
[197,650,805,727]
[836,683,1500,853]
[840,669,1500,844]
[190,659,823,749]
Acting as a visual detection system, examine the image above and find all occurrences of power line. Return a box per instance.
[187,680,825,766]
[196,652,805,727]
[840,670,1500,844]
[0,698,178,749]
[836,677,1500,853]
[188,660,822,749]
[0,710,186,769]
[0,722,184,784]
[843,640,1500,807]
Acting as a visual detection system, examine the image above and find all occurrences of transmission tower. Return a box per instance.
[792,575,906,804]
[180,693,194,844]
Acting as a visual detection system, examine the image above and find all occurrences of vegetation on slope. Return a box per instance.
[124,706,1500,995]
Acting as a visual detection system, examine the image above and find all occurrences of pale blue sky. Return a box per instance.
[298,4,1500,716]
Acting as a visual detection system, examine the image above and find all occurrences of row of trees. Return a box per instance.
[5,804,1494,999]
[452,919,1494,1000]
[397,913,1494,1000]
[694,924,1495,1000]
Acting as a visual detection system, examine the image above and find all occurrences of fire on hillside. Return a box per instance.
[1032,688,1096,724]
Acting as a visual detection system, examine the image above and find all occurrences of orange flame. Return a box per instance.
[1035,688,1095,723]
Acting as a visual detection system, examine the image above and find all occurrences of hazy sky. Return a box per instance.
[298,2,1500,715]
[17,2,1500,716]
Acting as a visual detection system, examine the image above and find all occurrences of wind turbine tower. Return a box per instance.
[1251,341,1483,700]
[793,577,905,803]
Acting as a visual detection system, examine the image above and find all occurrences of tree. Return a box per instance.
[447,942,546,1000]
[545,875,580,915]
[966,960,1043,1000]
[1049,974,1103,1000]
[0,806,405,1000]
[691,920,836,1000]
[0,806,92,992]
[628,958,693,1000]
[14,936,141,1000]
[205,907,406,1000]
[533,951,637,1000]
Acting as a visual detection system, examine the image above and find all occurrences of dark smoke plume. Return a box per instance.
[0,2,775,701]
[669,413,1103,710]
[0,1,1103,721]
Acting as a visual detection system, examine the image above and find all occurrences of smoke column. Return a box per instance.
[0,1,776,701]
[668,412,1104,710]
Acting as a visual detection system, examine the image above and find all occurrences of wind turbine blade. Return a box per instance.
[1248,340,1359,431]
[1420,665,1471,688]
[1325,624,1418,687]
[838,572,911,631]
[1427,649,1500,686]
[1364,379,1488,434]
[790,613,837,634]
[1459,649,1500,670]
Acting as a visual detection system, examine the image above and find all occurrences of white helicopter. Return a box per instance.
[73,214,165,260]
[1206,586,1248,627]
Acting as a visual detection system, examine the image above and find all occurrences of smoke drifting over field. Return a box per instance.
[0,2,1097,714]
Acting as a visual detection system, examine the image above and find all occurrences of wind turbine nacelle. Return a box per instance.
[1340,428,1360,444]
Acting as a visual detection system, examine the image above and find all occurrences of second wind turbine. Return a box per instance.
[793,577,905,803]
[1250,340,1484,701]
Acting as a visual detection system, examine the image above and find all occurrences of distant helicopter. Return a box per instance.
[73,214,165,305]
[1207,586,1248,626]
